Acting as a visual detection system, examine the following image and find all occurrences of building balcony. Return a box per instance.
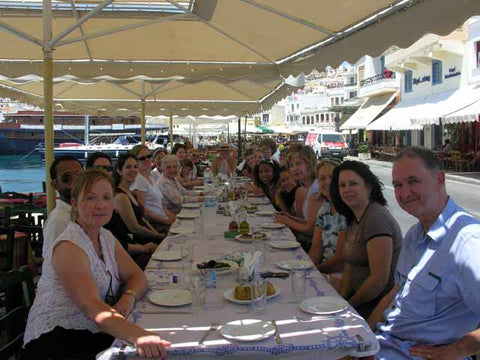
[359,72,399,98]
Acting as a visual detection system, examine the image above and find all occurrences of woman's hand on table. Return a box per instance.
[134,331,171,359]
[275,213,289,225]
[143,242,157,254]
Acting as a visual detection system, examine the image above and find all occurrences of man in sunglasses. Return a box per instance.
[86,151,114,177]
[43,155,83,254]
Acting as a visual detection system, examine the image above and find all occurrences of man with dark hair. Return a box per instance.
[43,156,83,253]
[260,137,280,164]
[369,146,480,359]
[86,151,113,177]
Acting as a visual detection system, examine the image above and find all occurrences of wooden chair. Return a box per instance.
[0,266,35,359]
[13,225,44,261]
[0,225,15,273]
[451,151,468,172]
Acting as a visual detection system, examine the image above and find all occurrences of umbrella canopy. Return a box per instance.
[0,0,478,72]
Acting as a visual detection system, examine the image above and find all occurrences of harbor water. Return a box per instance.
[0,154,45,193]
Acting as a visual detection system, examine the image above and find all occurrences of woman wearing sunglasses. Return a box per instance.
[131,145,176,232]
[114,153,165,244]
[23,169,170,359]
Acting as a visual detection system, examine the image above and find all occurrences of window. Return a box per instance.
[326,114,330,121]
[262,114,269,124]
[335,97,339,105]
[404,70,413,93]
[432,60,442,85]
[296,103,300,109]
[316,114,319,123]
[302,116,305,125]
[291,104,294,112]
[331,98,334,106]
[321,114,324,122]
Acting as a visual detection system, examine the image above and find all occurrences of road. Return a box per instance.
[367,162,480,236]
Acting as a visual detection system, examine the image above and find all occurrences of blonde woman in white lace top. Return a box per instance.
[23,169,170,359]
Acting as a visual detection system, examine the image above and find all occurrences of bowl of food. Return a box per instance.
[223,282,281,304]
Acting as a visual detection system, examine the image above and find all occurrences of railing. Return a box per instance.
[360,72,396,87]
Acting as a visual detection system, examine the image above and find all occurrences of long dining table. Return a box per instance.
[98,196,379,360]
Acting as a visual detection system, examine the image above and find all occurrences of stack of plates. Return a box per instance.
[299,296,349,314]
[148,289,192,307]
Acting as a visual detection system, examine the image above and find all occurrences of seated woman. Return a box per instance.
[178,159,202,190]
[158,155,203,214]
[150,148,167,183]
[308,160,346,283]
[274,166,300,215]
[130,145,176,232]
[113,154,165,244]
[211,143,236,177]
[275,144,322,252]
[22,169,170,359]
[330,160,402,318]
[253,159,281,207]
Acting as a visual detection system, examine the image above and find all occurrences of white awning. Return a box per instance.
[366,96,425,131]
[340,93,396,130]
[367,86,480,131]
[411,86,480,125]
[441,99,480,124]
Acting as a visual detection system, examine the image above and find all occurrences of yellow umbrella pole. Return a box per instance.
[169,112,174,150]
[141,100,146,145]
[43,0,55,215]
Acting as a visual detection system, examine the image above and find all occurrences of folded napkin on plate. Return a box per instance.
[239,251,262,280]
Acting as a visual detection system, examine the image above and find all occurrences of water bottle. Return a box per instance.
[204,182,216,208]
[204,166,212,187]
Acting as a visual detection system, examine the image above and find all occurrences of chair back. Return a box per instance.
[13,224,44,260]
[0,225,15,272]
[0,266,36,359]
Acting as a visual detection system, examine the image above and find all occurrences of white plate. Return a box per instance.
[276,259,312,270]
[300,296,349,314]
[182,203,202,209]
[223,284,281,305]
[256,210,275,216]
[152,250,182,261]
[268,241,300,249]
[234,234,253,243]
[169,227,195,234]
[148,289,192,307]
[220,319,275,342]
[250,198,270,205]
[177,212,199,219]
[262,222,285,229]
[194,260,239,275]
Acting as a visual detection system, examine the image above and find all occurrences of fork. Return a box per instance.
[198,322,218,345]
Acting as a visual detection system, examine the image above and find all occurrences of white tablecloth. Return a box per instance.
[98,199,379,359]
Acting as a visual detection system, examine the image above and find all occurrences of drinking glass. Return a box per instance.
[194,216,204,235]
[240,187,249,206]
[181,244,193,270]
[291,269,307,303]
[251,277,267,315]
[189,274,206,311]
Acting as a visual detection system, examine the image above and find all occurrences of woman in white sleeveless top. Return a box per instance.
[23,169,170,359]
[275,144,324,252]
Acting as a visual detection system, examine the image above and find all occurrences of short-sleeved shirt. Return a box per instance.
[376,198,480,359]
[343,202,402,313]
[315,201,346,263]
[130,173,166,217]
[42,199,72,255]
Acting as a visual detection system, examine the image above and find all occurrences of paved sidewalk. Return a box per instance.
[344,156,480,186]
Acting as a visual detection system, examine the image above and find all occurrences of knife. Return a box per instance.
[260,271,290,279]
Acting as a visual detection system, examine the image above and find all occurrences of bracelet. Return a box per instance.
[124,290,136,303]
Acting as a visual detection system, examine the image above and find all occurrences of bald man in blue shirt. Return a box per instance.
[368,147,480,360]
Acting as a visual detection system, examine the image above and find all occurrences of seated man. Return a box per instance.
[42,155,83,254]
[369,147,480,359]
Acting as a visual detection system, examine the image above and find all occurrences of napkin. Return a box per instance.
[240,251,262,280]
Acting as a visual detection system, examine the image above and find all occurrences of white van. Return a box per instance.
[305,130,348,161]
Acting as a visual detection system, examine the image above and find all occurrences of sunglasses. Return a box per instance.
[93,165,114,172]
[59,173,75,184]
[104,271,117,306]
[138,154,153,161]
